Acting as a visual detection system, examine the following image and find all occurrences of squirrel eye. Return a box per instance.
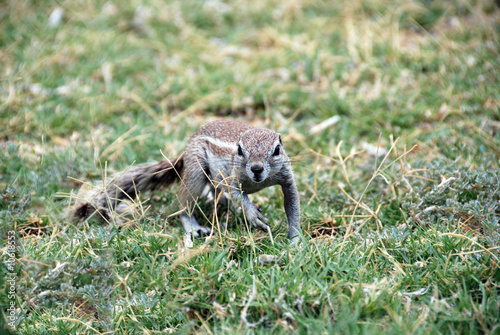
[237,145,244,156]
[273,145,280,156]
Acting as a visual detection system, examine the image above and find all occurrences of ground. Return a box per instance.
[1,0,499,334]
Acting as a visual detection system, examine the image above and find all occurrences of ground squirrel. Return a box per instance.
[73,120,301,246]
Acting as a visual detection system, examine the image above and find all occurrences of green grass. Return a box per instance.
[1,0,499,333]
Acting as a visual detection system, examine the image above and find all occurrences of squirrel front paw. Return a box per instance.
[247,206,270,231]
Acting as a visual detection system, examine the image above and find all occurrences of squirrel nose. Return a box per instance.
[250,163,264,174]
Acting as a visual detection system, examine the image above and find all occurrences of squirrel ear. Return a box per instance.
[278,134,283,145]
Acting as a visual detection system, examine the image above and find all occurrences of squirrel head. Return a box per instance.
[236,128,285,183]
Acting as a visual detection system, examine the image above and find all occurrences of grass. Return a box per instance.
[1,0,499,333]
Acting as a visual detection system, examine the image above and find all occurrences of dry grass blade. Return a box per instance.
[241,275,267,328]
[443,233,500,265]
[53,317,103,334]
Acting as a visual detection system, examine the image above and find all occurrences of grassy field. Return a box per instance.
[1,0,499,333]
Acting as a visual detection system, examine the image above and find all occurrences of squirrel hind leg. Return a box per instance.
[180,212,211,249]
[178,183,212,242]
[177,164,213,245]
[180,213,211,238]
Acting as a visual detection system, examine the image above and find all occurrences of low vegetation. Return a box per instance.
[1,0,499,333]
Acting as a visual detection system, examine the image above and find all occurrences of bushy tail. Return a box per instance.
[73,156,184,222]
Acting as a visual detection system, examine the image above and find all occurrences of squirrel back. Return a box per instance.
[72,120,255,222]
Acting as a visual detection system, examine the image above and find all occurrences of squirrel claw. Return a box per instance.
[193,226,211,238]
[252,217,270,231]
